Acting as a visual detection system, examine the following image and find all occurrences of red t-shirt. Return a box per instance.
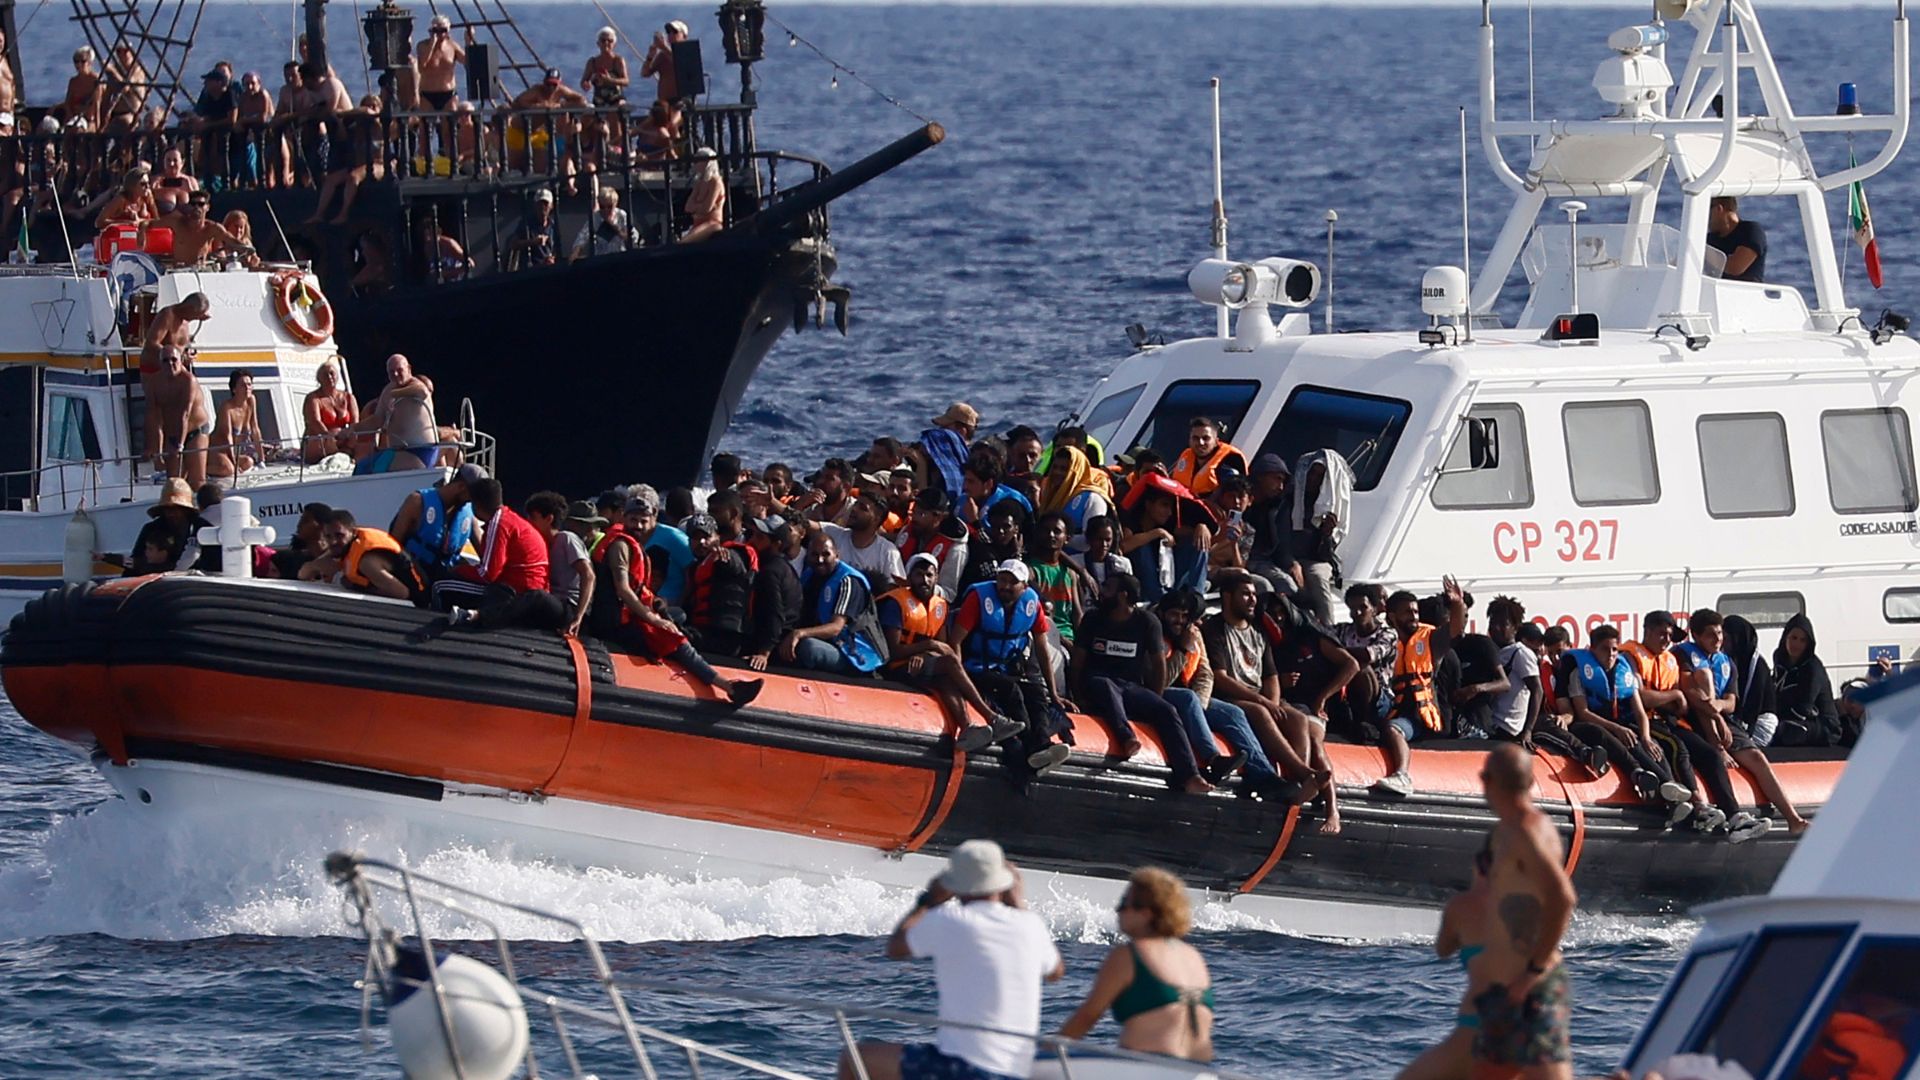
[476,507,550,592]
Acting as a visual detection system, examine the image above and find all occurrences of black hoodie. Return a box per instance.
[1771,613,1839,746]
[1722,615,1774,730]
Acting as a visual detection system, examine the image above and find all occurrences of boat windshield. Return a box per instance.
[1254,385,1412,491]
[1080,383,1147,455]
[1125,380,1261,464]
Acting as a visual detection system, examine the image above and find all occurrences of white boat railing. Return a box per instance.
[327,852,1252,1080]
[0,422,497,511]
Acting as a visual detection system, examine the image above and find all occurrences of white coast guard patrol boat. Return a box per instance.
[0,255,490,622]
[1078,0,1920,672]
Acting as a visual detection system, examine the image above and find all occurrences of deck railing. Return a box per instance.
[329,853,1253,1080]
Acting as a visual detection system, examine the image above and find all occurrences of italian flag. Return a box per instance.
[1850,152,1884,288]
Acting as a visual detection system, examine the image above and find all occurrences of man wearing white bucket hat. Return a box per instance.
[838,840,1062,1080]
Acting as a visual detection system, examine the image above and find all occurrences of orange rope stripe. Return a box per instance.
[1238,803,1302,894]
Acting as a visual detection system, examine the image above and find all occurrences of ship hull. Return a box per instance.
[2,577,1839,927]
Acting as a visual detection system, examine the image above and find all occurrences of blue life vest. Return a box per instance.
[405,485,475,569]
[807,560,883,672]
[1674,641,1733,697]
[962,580,1042,674]
[1567,648,1639,722]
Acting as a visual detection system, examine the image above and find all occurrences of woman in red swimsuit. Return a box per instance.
[302,359,358,463]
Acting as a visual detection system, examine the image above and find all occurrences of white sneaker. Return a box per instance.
[1693,806,1728,832]
[1669,801,1697,826]
[1728,812,1773,844]
[1658,781,1692,804]
[1027,744,1071,775]
[1370,770,1414,798]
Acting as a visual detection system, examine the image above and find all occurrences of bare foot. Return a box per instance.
[1319,810,1342,836]
[1113,737,1142,761]
[1296,774,1326,804]
[1787,816,1811,834]
[1182,776,1215,795]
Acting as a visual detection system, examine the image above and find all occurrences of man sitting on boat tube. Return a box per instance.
[840,839,1062,1080]
[878,552,1027,754]
[781,531,888,676]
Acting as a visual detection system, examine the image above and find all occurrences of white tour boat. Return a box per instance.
[0,252,491,622]
[1075,0,1919,670]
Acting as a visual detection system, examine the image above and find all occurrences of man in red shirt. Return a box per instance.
[434,478,560,630]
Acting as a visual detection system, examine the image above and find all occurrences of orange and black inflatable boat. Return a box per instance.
[1,575,1848,924]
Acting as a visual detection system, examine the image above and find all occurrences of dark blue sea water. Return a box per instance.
[1,2,1904,1074]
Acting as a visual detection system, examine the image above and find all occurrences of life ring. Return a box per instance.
[272,270,335,346]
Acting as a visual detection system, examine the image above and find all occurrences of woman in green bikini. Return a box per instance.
[1398,841,1503,1080]
[1058,868,1214,1062]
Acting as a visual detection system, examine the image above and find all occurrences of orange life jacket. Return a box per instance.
[1392,624,1444,733]
[343,527,420,593]
[1621,640,1679,692]
[1166,641,1202,687]
[588,523,685,654]
[1799,1012,1908,1080]
[687,540,758,633]
[880,586,948,664]
[1170,440,1247,497]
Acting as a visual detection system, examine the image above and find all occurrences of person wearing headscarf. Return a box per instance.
[1037,445,1112,551]
[921,403,978,496]
[1771,614,1839,747]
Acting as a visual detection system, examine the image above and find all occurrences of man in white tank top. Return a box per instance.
[839,840,1064,1080]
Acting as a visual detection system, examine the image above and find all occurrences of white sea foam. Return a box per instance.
[0,793,1696,948]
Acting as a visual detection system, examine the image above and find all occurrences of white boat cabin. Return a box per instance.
[1075,0,1920,675]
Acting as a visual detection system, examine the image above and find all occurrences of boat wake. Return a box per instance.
[0,792,1696,946]
[0,794,1292,944]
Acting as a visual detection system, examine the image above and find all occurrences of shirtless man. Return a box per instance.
[0,29,16,116]
[147,347,211,486]
[142,293,212,464]
[416,15,465,111]
[361,353,458,468]
[170,191,253,264]
[641,21,689,103]
[1474,744,1577,1080]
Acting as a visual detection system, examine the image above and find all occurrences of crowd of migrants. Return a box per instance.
[126,393,1873,837]
[0,18,726,268]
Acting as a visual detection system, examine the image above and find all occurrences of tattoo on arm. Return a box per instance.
[1499,892,1543,951]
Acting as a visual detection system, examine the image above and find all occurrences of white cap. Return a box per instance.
[666,19,690,34]
[430,13,451,29]
[906,552,940,575]
[938,839,1015,896]
[995,559,1030,584]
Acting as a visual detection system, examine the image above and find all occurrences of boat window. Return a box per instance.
[1821,408,1920,514]
[46,394,102,462]
[1256,385,1413,492]
[1684,926,1854,1076]
[1781,937,1920,1080]
[1127,381,1261,465]
[1715,592,1805,629]
[1432,403,1532,510]
[1564,401,1660,505]
[1626,942,1745,1078]
[1884,588,1920,623]
[1079,384,1147,459]
[216,386,283,446]
[1698,413,1794,518]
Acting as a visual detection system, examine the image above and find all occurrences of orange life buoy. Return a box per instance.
[271,270,334,346]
